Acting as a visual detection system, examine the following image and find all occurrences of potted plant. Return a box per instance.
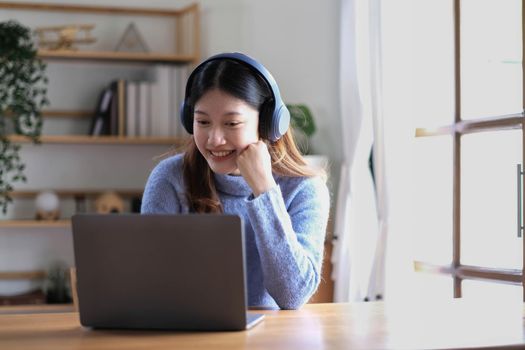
[287,103,316,155]
[0,20,48,213]
[287,103,328,171]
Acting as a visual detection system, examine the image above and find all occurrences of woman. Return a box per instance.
[141,53,330,309]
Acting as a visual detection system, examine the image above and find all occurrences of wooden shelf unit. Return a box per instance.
[0,1,200,271]
[2,189,144,228]
[0,1,199,143]
[0,1,200,64]
[0,1,199,145]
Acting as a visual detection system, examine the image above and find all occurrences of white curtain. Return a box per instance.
[332,0,389,302]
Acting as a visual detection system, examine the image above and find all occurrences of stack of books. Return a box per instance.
[89,65,189,138]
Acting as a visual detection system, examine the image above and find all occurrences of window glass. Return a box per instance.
[413,136,453,264]
[461,0,522,119]
[461,130,522,269]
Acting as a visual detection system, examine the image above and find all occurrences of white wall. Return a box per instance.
[240,0,341,162]
[0,0,341,295]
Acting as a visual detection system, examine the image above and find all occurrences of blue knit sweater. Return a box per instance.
[141,153,330,309]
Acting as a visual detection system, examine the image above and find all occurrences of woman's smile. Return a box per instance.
[208,149,236,159]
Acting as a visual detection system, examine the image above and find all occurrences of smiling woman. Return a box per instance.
[141,52,330,310]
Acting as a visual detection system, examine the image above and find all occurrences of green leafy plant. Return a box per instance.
[287,104,316,155]
[0,20,49,213]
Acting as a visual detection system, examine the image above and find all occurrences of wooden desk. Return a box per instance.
[1,300,524,349]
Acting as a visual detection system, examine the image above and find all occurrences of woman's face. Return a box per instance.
[193,88,259,175]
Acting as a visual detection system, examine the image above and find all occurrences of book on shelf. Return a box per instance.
[117,79,125,137]
[89,86,113,136]
[110,82,118,136]
[150,65,171,137]
[138,81,150,137]
[149,79,161,137]
[126,81,138,137]
[108,79,126,136]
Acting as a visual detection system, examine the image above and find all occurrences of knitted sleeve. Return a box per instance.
[245,176,330,309]
[141,158,182,214]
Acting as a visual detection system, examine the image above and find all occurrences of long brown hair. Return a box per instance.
[181,58,325,213]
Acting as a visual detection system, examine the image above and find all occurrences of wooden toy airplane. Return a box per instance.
[35,24,96,51]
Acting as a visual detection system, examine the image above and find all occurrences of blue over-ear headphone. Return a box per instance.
[180,52,290,142]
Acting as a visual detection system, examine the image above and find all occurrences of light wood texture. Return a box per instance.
[37,49,197,64]
[308,240,334,303]
[6,109,92,118]
[0,220,70,228]
[0,1,193,17]
[0,300,524,349]
[41,109,92,118]
[8,135,186,145]
[9,189,143,198]
[0,304,74,315]
[69,268,78,313]
[0,271,46,280]
[522,0,525,301]
[415,113,523,137]
[414,261,523,285]
[192,3,201,64]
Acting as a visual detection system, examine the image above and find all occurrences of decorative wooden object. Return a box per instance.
[94,191,124,214]
[115,23,149,53]
[35,24,96,51]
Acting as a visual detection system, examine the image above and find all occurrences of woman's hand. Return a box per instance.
[236,141,277,197]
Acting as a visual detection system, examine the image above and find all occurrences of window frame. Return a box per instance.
[414,0,525,299]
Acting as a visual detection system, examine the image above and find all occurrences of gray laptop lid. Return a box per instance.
[72,214,263,331]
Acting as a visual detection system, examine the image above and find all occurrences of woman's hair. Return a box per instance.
[182,59,325,213]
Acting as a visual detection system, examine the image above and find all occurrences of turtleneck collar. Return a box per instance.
[213,173,253,197]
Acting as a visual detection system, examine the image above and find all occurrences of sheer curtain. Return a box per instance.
[332,0,389,302]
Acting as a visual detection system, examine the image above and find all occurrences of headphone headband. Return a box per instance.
[180,52,290,142]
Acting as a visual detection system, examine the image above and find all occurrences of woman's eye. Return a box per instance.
[227,122,241,127]
[195,120,209,126]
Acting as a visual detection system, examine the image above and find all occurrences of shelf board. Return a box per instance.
[8,134,186,145]
[0,220,71,228]
[0,270,47,280]
[38,49,197,64]
[10,189,143,198]
[0,303,75,314]
[0,1,197,17]
[5,109,92,119]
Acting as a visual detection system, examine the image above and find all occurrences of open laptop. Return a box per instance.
[71,214,265,331]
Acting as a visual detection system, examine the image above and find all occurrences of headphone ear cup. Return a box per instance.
[180,100,194,134]
[260,100,290,142]
[272,103,290,141]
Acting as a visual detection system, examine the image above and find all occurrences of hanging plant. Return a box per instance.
[0,20,49,214]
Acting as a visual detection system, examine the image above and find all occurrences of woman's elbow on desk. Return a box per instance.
[271,270,321,310]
